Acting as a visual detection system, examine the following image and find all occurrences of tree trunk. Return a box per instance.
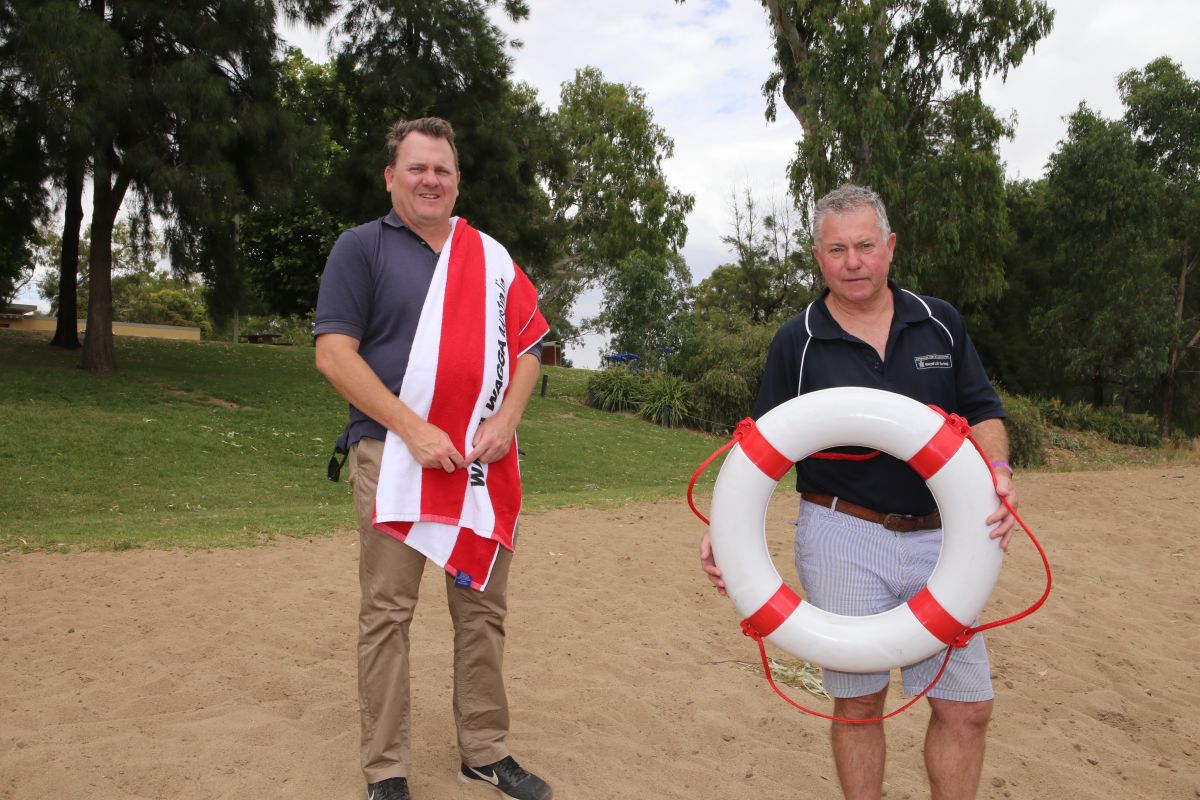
[49,155,85,349]
[1159,362,1177,439]
[80,151,130,374]
[1159,238,1198,438]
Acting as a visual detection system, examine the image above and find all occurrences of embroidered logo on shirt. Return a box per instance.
[454,571,473,588]
[914,353,952,370]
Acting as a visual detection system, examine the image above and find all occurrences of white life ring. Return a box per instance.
[709,387,1004,673]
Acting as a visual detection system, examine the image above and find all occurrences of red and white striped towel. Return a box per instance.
[373,218,549,590]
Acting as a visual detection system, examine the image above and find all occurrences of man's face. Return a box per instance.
[384,132,460,231]
[812,206,896,306]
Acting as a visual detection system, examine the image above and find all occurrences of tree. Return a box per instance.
[592,250,692,364]
[35,219,208,333]
[235,4,568,336]
[0,0,53,309]
[691,188,815,324]
[324,1,557,253]
[552,66,695,354]
[1039,105,1173,408]
[5,1,339,371]
[4,0,118,348]
[758,0,1053,308]
[35,226,89,316]
[969,178,1057,397]
[233,50,349,319]
[1118,57,1200,435]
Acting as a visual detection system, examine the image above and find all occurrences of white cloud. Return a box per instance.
[981,0,1200,179]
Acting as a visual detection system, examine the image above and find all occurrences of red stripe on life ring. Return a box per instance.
[907,418,966,480]
[738,421,794,480]
[907,587,968,645]
[743,584,802,637]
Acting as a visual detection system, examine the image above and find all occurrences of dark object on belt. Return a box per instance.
[800,493,941,532]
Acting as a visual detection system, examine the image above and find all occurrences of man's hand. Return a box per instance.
[317,333,464,470]
[402,418,465,473]
[986,470,1018,552]
[465,413,517,465]
[699,530,727,596]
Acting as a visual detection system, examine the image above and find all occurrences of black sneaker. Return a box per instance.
[366,776,411,800]
[459,756,553,800]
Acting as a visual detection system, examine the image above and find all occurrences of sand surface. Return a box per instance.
[2,465,1198,799]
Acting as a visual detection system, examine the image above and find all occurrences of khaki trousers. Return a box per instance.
[350,438,511,783]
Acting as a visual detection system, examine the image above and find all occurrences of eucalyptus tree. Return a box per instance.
[1118,57,1200,434]
[551,67,695,354]
[1040,105,1173,409]
[757,0,1053,308]
[691,189,815,325]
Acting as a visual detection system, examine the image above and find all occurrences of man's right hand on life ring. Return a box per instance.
[699,531,727,596]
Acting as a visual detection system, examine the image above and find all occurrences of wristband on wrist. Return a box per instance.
[990,459,1013,475]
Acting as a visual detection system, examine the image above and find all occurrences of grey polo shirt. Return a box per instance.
[315,210,542,447]
[753,282,1005,516]
[314,210,440,446]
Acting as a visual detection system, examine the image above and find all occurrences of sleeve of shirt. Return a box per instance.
[509,263,550,359]
[314,227,373,341]
[752,319,803,419]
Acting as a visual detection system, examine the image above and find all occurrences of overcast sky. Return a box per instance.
[283,0,1200,365]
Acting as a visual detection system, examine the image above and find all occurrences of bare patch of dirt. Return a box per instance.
[165,388,249,410]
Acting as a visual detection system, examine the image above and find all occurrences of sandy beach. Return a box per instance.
[2,464,1198,799]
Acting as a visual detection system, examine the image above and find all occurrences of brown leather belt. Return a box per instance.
[800,493,941,533]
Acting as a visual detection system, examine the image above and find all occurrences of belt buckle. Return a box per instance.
[882,512,914,531]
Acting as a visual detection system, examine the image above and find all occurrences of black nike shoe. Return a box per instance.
[366,776,411,800]
[458,756,552,800]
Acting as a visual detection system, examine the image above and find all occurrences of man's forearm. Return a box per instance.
[971,418,1011,471]
[314,333,421,438]
[497,352,542,427]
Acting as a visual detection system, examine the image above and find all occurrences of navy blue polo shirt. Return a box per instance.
[753,282,1005,516]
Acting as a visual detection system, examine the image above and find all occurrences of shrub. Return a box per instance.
[586,368,642,413]
[997,390,1045,468]
[689,368,753,433]
[1036,398,1160,447]
[637,373,689,428]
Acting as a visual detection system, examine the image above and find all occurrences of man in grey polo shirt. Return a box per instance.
[701,184,1018,800]
[315,117,551,800]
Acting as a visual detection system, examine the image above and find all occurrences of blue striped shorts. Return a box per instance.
[793,500,994,701]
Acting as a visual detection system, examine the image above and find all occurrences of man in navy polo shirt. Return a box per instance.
[701,184,1017,800]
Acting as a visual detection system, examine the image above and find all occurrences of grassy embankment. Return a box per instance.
[4,329,1195,552]
[0,330,724,551]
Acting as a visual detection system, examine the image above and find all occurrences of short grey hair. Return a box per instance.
[812,184,891,247]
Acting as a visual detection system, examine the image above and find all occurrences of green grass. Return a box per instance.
[0,331,723,552]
